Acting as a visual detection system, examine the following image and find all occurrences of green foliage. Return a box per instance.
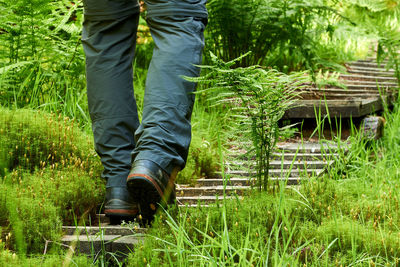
[0,250,91,266]
[127,98,400,265]
[0,0,88,126]
[205,0,349,71]
[189,53,309,189]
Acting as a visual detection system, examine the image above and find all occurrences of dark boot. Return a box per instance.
[126,160,178,224]
[105,187,139,224]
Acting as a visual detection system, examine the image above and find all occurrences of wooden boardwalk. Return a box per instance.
[285,58,398,118]
[61,57,398,255]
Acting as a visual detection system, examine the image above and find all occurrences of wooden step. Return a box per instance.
[176,195,240,205]
[62,225,146,236]
[224,168,325,178]
[348,61,391,68]
[340,74,397,82]
[299,92,379,100]
[285,98,384,118]
[347,69,395,77]
[276,142,340,153]
[225,160,331,170]
[61,234,143,255]
[347,65,395,74]
[230,152,339,161]
[343,80,397,87]
[176,186,250,197]
[195,176,313,187]
[335,84,397,90]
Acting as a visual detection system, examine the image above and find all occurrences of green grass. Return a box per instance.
[126,101,400,266]
[0,0,399,264]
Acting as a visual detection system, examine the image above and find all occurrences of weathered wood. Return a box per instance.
[362,116,385,140]
[347,65,395,73]
[224,168,324,178]
[348,61,391,68]
[62,225,146,236]
[61,234,143,255]
[284,99,377,118]
[340,74,397,81]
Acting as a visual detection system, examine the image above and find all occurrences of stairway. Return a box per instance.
[60,57,395,257]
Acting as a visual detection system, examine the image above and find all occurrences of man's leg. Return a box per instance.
[127,0,207,222]
[81,0,141,221]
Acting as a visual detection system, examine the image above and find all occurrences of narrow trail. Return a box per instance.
[61,57,398,255]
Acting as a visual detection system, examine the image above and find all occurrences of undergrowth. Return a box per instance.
[128,101,400,266]
[0,108,104,254]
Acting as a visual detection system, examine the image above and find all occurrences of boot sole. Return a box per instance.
[105,208,139,225]
[127,176,163,224]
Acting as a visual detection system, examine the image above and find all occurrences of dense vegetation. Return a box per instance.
[0,0,399,265]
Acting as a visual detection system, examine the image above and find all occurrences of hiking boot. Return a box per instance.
[126,160,178,224]
[105,187,139,225]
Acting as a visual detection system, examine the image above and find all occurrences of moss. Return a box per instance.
[0,250,91,266]
[0,107,101,175]
[0,108,104,253]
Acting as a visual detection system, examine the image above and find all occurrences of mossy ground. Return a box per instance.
[0,108,104,254]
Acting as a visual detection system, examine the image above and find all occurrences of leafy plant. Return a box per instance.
[0,0,88,126]
[188,53,310,190]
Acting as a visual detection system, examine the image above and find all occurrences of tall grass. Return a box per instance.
[128,98,400,266]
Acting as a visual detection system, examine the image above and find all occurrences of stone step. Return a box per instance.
[61,234,143,255]
[176,186,250,197]
[194,176,311,187]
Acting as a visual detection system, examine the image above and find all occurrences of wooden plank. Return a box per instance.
[299,93,379,100]
[341,84,397,90]
[284,98,383,118]
[343,80,398,86]
[347,66,395,73]
[340,74,397,81]
[299,88,384,94]
[348,61,390,68]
